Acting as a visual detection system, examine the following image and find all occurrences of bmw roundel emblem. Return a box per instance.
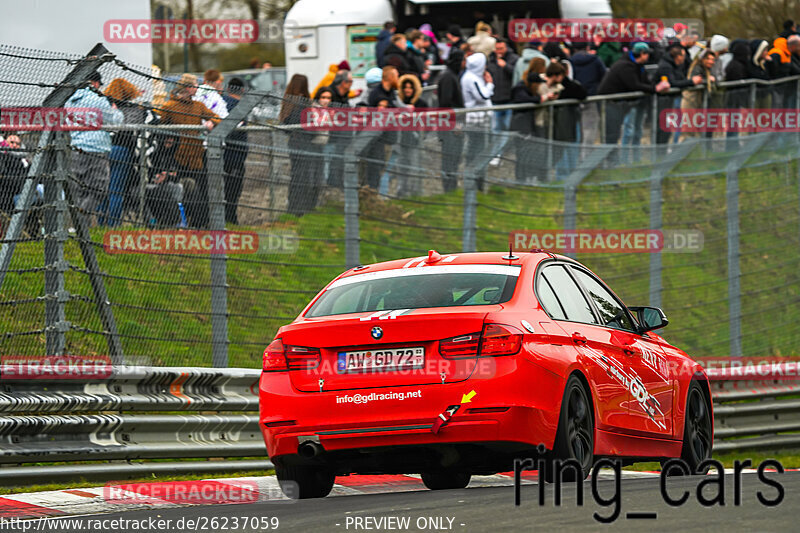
[371,326,383,339]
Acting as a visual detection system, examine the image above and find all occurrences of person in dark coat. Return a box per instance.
[780,20,798,39]
[445,24,465,51]
[571,42,606,96]
[486,39,518,133]
[383,34,413,76]
[405,31,429,80]
[0,135,28,215]
[279,74,321,216]
[510,59,554,183]
[375,22,395,68]
[598,42,670,144]
[725,40,751,106]
[748,39,772,80]
[362,66,401,190]
[571,42,606,145]
[724,41,753,147]
[749,39,773,108]
[221,77,248,225]
[548,62,587,177]
[437,49,465,192]
[655,44,693,144]
[319,70,355,188]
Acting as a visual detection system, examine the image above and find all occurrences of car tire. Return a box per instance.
[275,464,335,499]
[542,374,594,483]
[421,470,471,490]
[679,381,713,474]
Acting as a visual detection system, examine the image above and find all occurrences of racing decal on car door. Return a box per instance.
[582,345,667,430]
[634,341,671,383]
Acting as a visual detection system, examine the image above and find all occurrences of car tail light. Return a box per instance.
[479,324,523,356]
[439,333,481,359]
[263,338,287,372]
[285,345,321,370]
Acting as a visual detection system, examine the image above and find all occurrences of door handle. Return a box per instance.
[572,332,588,345]
[623,348,639,356]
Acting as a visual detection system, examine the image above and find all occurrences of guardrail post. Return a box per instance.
[43,132,70,355]
[206,91,264,367]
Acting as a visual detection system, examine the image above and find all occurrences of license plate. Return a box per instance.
[337,347,424,373]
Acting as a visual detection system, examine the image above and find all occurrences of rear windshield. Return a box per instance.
[305,264,520,318]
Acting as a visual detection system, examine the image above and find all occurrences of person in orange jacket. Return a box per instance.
[312,61,361,99]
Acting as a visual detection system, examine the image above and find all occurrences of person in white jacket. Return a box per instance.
[462,53,494,126]
[461,53,494,189]
[194,68,229,119]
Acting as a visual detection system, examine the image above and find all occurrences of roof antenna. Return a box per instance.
[502,243,519,262]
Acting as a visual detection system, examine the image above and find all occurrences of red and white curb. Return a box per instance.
[0,469,774,520]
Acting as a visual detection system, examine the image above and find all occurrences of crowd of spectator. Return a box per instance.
[6,19,800,231]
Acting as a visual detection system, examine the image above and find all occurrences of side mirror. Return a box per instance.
[629,306,669,334]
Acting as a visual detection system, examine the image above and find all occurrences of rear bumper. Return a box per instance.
[259,357,565,461]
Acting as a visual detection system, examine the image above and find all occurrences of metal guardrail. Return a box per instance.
[0,366,269,484]
[2,363,800,485]
[710,363,800,453]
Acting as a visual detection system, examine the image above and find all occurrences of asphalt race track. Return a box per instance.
[19,471,796,533]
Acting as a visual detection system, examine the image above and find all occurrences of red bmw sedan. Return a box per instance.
[259,250,713,498]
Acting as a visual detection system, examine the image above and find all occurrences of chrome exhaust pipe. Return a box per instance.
[297,440,324,458]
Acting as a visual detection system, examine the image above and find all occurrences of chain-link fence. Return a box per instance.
[2,44,800,368]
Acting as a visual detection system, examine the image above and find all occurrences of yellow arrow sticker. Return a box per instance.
[461,390,476,403]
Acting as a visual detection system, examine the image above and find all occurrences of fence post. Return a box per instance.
[136,129,148,223]
[344,152,360,267]
[726,164,742,358]
[650,93,658,155]
[343,131,381,268]
[796,78,800,111]
[600,100,607,144]
[725,133,772,357]
[43,132,70,355]
[462,168,477,252]
[561,146,613,259]
[546,105,554,180]
[206,91,264,368]
[648,140,698,308]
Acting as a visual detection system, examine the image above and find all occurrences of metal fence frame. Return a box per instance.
[3,45,800,367]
